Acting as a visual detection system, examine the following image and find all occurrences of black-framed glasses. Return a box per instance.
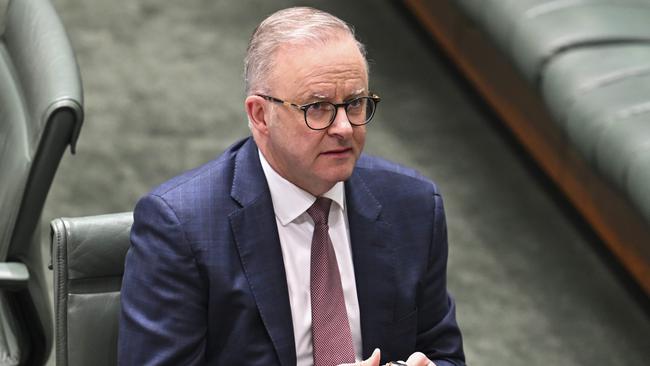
[256,93,381,130]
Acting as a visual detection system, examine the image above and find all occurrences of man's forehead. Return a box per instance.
[269,36,368,98]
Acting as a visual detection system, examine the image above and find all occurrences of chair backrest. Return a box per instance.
[0,0,83,259]
[0,0,83,363]
[51,213,133,366]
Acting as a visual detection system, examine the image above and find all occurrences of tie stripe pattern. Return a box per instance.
[307,197,356,366]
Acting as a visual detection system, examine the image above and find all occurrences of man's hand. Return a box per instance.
[339,350,436,366]
[339,348,381,366]
[405,352,436,366]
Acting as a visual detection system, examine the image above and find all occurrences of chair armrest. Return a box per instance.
[0,262,29,290]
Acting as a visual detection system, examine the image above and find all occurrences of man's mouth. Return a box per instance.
[321,147,353,156]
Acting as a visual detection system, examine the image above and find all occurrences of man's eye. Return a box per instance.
[347,98,365,110]
[310,102,328,111]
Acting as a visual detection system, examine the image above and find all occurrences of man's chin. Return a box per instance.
[322,167,355,185]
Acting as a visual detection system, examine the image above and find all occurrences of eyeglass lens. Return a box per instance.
[306,97,376,129]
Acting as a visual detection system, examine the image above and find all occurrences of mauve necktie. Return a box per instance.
[307,197,356,366]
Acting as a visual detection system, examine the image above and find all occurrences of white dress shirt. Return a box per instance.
[259,151,363,365]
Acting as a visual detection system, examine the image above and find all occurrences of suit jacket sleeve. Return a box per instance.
[118,194,207,366]
[418,193,465,365]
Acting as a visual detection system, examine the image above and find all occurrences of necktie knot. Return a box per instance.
[307,197,332,226]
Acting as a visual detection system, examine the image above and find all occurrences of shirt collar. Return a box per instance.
[258,150,346,226]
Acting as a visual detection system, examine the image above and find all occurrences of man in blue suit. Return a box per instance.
[118,7,464,366]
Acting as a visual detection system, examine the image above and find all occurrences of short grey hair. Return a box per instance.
[244,7,368,95]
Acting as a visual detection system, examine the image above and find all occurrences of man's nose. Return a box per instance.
[327,106,353,137]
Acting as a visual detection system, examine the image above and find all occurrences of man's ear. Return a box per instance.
[245,95,269,135]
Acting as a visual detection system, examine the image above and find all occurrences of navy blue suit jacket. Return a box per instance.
[118,137,464,365]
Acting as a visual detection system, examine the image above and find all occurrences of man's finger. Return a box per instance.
[338,348,381,366]
[364,348,381,365]
[406,352,436,366]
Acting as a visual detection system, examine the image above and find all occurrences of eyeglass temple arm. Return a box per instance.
[257,95,303,110]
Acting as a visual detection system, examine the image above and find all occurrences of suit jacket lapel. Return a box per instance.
[229,139,296,366]
[345,172,397,359]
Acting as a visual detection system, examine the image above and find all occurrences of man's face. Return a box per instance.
[258,35,368,196]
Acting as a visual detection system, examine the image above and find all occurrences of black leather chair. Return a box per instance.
[0,0,83,363]
[51,213,132,366]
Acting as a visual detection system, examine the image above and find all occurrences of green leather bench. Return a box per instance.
[404,0,650,293]
[457,0,650,81]
[457,0,650,230]
[542,45,650,225]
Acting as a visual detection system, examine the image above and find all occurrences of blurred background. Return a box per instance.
[33,0,650,364]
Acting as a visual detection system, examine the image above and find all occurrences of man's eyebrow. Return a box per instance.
[311,93,329,100]
[353,88,366,94]
[345,88,367,100]
[294,91,328,103]
[300,88,367,102]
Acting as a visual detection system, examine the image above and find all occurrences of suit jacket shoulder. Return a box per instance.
[352,154,442,217]
[142,138,250,225]
[149,139,244,198]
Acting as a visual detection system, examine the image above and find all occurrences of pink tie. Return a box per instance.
[308,197,356,366]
